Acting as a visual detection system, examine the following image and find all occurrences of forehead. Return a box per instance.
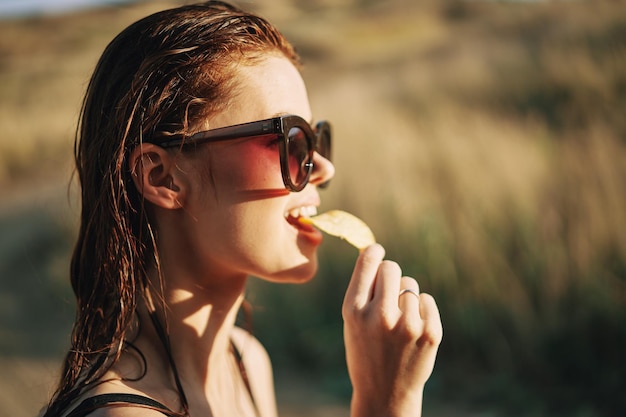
[209,55,312,129]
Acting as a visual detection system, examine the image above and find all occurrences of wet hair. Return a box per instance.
[43,2,298,415]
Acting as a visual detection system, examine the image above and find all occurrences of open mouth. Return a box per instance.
[285,206,317,231]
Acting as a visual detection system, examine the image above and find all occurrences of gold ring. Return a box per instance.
[399,288,420,299]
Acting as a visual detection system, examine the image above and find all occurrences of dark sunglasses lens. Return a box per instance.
[316,124,331,161]
[286,126,312,188]
[315,122,331,189]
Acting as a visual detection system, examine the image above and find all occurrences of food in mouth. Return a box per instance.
[298,210,375,249]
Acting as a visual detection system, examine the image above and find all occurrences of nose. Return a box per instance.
[309,151,335,188]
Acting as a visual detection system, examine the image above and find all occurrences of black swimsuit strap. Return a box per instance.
[231,340,260,416]
[65,344,259,417]
[66,393,175,417]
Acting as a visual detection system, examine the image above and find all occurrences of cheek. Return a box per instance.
[239,147,276,188]
[212,144,283,192]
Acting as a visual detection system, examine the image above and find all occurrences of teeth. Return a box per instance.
[285,206,318,219]
[302,206,318,217]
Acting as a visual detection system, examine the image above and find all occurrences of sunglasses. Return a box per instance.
[158,115,332,192]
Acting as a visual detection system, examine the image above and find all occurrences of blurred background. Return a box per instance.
[1,0,625,416]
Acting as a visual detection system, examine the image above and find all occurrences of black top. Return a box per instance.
[65,341,258,417]
[66,393,175,417]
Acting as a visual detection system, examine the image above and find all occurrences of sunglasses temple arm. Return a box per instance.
[159,118,281,148]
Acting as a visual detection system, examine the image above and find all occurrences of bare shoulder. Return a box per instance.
[231,326,278,417]
[231,326,272,365]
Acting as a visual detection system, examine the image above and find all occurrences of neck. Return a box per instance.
[139,265,249,411]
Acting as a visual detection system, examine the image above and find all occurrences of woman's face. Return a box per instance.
[168,54,335,285]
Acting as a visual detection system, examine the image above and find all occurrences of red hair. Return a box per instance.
[44,2,299,415]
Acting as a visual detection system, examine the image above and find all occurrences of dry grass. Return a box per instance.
[1,0,626,416]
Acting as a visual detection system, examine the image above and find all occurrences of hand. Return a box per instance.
[342,244,443,417]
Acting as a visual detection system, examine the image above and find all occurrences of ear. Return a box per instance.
[129,143,186,210]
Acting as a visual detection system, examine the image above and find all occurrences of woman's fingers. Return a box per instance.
[342,245,443,415]
[372,261,403,315]
[398,276,421,320]
[417,293,443,346]
[344,243,442,346]
[344,244,385,311]
[345,245,426,327]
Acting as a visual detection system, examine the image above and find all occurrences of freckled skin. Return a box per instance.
[159,55,335,287]
[94,54,440,417]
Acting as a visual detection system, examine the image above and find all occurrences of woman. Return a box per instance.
[42,2,442,416]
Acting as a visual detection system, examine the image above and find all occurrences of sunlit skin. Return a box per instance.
[153,55,335,287]
[80,54,442,417]
[84,55,334,417]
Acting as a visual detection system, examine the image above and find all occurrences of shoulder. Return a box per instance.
[231,326,278,417]
[230,326,274,381]
[231,326,272,365]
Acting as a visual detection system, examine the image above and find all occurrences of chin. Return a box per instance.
[264,254,319,284]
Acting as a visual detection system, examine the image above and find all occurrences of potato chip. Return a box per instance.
[299,210,375,249]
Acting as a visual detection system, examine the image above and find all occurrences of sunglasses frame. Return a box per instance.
[158,115,331,192]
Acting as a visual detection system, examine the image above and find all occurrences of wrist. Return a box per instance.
[350,388,424,417]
